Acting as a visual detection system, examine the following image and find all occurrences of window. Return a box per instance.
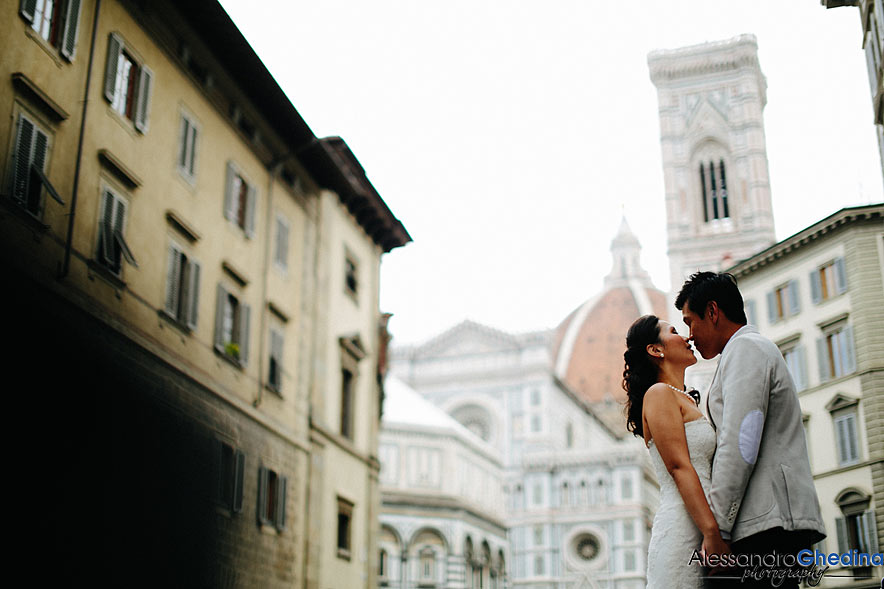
[530,388,541,406]
[833,412,860,465]
[766,280,800,323]
[223,162,256,237]
[816,325,856,382]
[810,258,847,304]
[19,0,82,60]
[623,520,635,542]
[781,344,807,392]
[164,243,200,329]
[274,215,290,271]
[103,33,152,132]
[267,327,284,392]
[621,473,633,500]
[530,414,541,432]
[835,490,878,561]
[534,555,544,576]
[379,549,388,580]
[215,440,244,513]
[534,525,543,546]
[257,466,286,530]
[561,481,570,506]
[10,112,62,216]
[566,422,573,448]
[95,187,137,275]
[699,159,730,222]
[420,548,435,581]
[744,299,757,326]
[337,497,354,559]
[624,550,637,572]
[341,368,354,439]
[213,284,250,364]
[532,483,543,506]
[177,113,198,180]
[345,253,359,298]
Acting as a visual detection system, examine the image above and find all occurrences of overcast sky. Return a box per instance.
[219,0,883,345]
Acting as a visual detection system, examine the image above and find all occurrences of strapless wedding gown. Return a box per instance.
[646,418,716,589]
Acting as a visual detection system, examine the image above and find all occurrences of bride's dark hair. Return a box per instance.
[623,314,661,438]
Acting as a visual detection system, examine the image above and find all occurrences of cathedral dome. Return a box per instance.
[552,218,670,403]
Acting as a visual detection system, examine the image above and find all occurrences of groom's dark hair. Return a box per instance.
[675,271,747,324]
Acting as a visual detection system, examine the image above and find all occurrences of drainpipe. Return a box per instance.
[60,0,101,278]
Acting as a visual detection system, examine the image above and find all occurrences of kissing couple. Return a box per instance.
[624,272,826,588]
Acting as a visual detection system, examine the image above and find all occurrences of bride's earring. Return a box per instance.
[660,353,665,359]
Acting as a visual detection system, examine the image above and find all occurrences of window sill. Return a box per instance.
[264,383,283,398]
[157,309,193,336]
[23,26,67,68]
[0,196,49,233]
[337,548,352,561]
[87,259,126,291]
[259,523,280,536]
[214,345,244,370]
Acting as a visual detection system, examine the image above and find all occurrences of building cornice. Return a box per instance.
[728,203,884,278]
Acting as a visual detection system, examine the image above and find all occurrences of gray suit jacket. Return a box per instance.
[706,325,825,543]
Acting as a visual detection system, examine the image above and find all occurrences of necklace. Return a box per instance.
[662,383,696,402]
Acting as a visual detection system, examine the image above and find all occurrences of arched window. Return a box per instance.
[835,489,879,555]
[699,158,731,222]
[419,547,436,582]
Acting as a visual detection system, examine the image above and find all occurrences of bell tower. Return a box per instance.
[648,34,776,294]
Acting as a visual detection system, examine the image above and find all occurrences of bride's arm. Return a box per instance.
[644,385,731,557]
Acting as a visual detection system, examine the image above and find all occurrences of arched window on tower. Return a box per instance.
[699,159,731,222]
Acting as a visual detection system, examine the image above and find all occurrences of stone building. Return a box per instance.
[391,222,664,589]
[822,0,884,177]
[379,376,509,589]
[1,0,409,586]
[727,203,883,588]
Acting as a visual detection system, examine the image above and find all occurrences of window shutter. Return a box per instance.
[165,246,181,316]
[20,0,38,23]
[134,65,153,133]
[816,337,829,383]
[810,270,822,304]
[233,449,245,513]
[835,517,848,552]
[835,416,849,464]
[186,260,201,330]
[257,466,267,524]
[224,162,235,221]
[795,345,807,392]
[276,218,289,267]
[12,116,35,203]
[239,303,251,365]
[104,33,123,103]
[834,257,848,294]
[766,291,777,324]
[787,280,800,316]
[214,284,226,350]
[745,299,756,326]
[843,325,856,375]
[100,192,115,262]
[186,124,197,176]
[60,0,82,61]
[177,117,188,170]
[864,510,879,554]
[276,475,287,530]
[245,185,257,239]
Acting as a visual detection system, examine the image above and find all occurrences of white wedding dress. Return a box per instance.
[646,418,717,589]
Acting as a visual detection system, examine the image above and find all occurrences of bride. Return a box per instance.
[623,315,730,588]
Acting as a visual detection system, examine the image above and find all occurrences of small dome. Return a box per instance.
[552,218,669,403]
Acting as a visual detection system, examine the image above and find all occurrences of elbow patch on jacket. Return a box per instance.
[738,410,764,464]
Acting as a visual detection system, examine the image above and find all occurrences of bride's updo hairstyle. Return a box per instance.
[623,314,661,438]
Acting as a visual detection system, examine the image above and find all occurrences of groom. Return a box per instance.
[676,272,825,588]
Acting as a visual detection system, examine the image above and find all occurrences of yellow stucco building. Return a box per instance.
[0,0,409,586]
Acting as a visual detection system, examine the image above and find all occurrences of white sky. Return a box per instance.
[219,0,883,345]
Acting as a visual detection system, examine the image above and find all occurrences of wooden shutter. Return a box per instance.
[835,415,849,464]
[275,217,289,267]
[20,0,38,23]
[864,510,879,554]
[164,245,181,316]
[12,116,35,203]
[60,0,82,61]
[99,191,115,262]
[787,280,800,316]
[816,337,829,383]
[795,345,807,392]
[134,65,153,133]
[186,260,201,330]
[834,257,848,294]
[810,269,822,304]
[244,184,257,238]
[257,466,268,524]
[224,162,236,221]
[233,449,245,513]
[238,303,251,365]
[29,128,49,212]
[835,517,848,552]
[177,117,188,170]
[214,284,226,350]
[104,33,123,103]
[766,291,777,324]
[843,325,856,375]
[276,475,287,530]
